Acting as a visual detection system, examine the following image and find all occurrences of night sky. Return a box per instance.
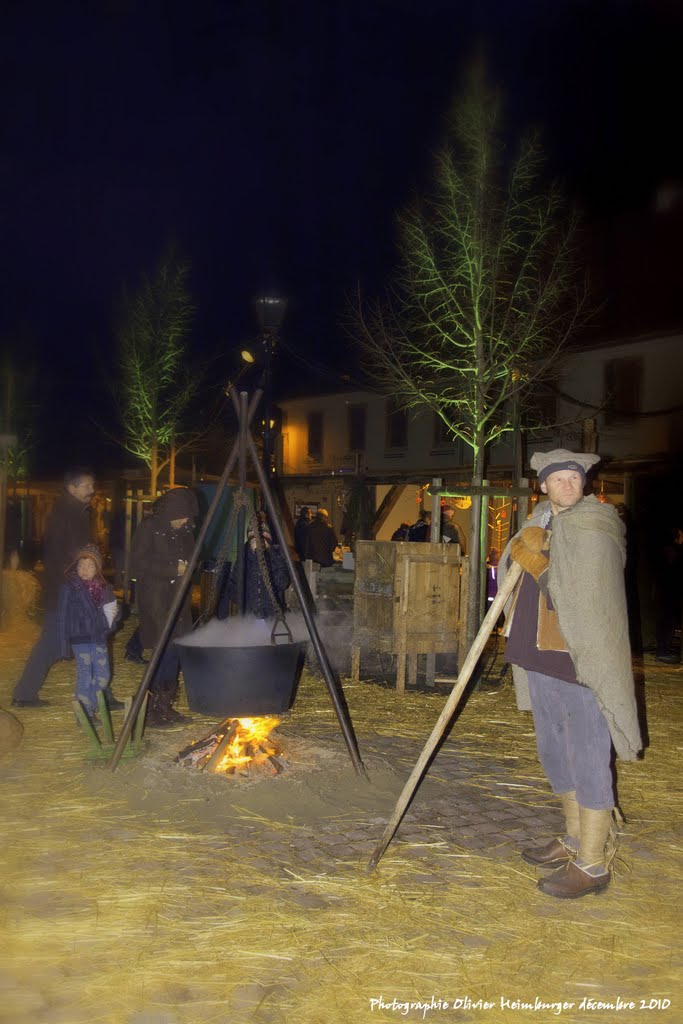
[1,0,681,474]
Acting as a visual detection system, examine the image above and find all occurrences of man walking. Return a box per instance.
[12,468,122,709]
[499,449,641,898]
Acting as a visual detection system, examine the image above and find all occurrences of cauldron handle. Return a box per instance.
[270,614,293,645]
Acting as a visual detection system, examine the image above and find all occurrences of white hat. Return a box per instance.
[530,448,600,485]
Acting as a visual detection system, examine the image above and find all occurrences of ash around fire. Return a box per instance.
[93,723,407,830]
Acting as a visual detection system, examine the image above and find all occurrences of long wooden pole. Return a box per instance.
[367,560,522,871]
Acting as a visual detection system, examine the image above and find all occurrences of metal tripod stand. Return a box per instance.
[109,388,366,776]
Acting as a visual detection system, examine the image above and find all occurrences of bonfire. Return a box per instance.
[175,716,284,776]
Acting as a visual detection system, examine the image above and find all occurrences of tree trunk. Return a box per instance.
[169,443,176,488]
[150,441,158,496]
[466,440,485,647]
[467,324,487,647]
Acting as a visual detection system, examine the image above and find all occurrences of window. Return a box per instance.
[433,413,454,449]
[307,411,323,460]
[603,357,642,423]
[432,413,468,464]
[532,391,557,431]
[385,399,408,449]
[347,404,367,452]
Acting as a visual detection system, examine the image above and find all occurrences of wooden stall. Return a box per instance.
[351,540,468,692]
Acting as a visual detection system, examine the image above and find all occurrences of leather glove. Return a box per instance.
[510,527,549,583]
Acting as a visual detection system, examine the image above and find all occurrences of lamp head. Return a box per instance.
[253,296,287,332]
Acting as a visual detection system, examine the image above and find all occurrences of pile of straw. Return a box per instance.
[0,622,680,1023]
[0,569,39,628]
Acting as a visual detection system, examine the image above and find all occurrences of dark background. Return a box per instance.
[1,0,681,473]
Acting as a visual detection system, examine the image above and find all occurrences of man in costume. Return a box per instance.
[498,449,641,899]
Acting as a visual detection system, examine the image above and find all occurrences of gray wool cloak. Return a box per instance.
[499,495,642,761]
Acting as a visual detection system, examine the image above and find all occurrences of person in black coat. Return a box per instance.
[11,468,106,708]
[294,507,312,561]
[391,522,411,541]
[407,510,432,542]
[305,509,338,567]
[130,487,199,727]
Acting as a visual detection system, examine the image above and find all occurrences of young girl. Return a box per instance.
[57,544,118,717]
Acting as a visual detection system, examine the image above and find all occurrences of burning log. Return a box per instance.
[256,743,284,775]
[175,733,222,766]
[203,720,239,773]
[175,716,282,777]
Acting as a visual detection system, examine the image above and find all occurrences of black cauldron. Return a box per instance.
[176,638,306,718]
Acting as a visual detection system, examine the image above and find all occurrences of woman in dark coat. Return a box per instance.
[130,488,199,727]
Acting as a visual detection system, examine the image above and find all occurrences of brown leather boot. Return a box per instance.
[537,860,611,899]
[521,838,575,868]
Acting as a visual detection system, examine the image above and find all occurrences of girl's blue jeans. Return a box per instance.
[72,643,111,714]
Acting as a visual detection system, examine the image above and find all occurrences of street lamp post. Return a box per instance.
[253,296,287,476]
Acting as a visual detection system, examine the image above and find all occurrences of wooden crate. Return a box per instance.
[351,540,467,692]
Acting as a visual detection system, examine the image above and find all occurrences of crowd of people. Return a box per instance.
[391,504,468,551]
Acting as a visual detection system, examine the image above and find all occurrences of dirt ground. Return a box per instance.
[0,615,681,1024]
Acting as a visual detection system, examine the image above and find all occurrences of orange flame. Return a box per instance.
[215,716,281,773]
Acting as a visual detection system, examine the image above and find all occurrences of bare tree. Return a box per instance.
[114,250,201,494]
[355,67,588,641]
